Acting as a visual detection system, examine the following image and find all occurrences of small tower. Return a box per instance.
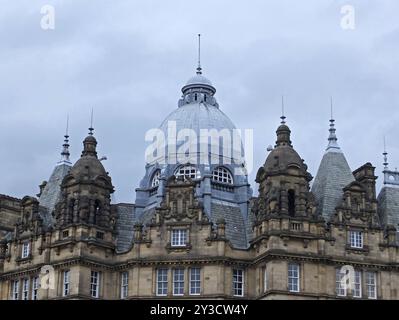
[254,116,316,219]
[54,125,116,243]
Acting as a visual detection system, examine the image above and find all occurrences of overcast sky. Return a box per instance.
[0,0,398,203]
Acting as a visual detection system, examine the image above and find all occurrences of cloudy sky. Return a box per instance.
[0,0,398,203]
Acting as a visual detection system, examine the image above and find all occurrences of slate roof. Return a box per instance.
[211,200,248,249]
[377,186,399,229]
[39,163,71,215]
[312,151,354,221]
[114,203,136,253]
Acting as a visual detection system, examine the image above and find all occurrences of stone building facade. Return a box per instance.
[0,63,398,300]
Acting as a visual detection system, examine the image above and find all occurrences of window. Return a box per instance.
[288,190,295,216]
[12,280,19,300]
[212,167,233,184]
[151,170,161,187]
[22,278,29,300]
[32,276,39,300]
[353,270,362,298]
[121,272,129,299]
[96,231,104,240]
[288,263,300,292]
[233,269,244,297]
[350,231,363,248]
[90,271,100,298]
[63,270,70,297]
[173,268,184,296]
[335,268,346,296]
[174,165,200,180]
[171,229,187,247]
[189,268,201,295]
[62,230,69,238]
[22,242,30,258]
[263,266,268,292]
[366,272,377,299]
[156,268,168,296]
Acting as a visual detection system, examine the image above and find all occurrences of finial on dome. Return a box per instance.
[59,115,71,165]
[383,136,389,170]
[196,34,202,75]
[280,95,286,124]
[326,97,341,152]
[89,107,94,136]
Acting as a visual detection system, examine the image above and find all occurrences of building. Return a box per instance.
[0,59,398,300]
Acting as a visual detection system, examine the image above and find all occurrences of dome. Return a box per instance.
[181,73,216,94]
[185,74,213,87]
[159,102,236,136]
[70,156,108,179]
[264,145,306,173]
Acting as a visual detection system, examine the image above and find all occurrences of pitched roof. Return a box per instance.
[114,203,136,253]
[377,186,399,228]
[312,150,354,221]
[211,200,248,249]
[39,163,71,218]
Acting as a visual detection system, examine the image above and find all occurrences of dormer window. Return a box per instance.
[21,242,30,259]
[151,170,161,187]
[212,167,233,184]
[175,165,200,180]
[171,229,187,247]
[350,231,363,248]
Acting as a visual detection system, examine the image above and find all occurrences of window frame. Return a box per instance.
[171,229,187,247]
[32,276,39,300]
[366,271,377,299]
[151,170,161,188]
[335,268,347,297]
[212,167,233,185]
[156,268,168,297]
[288,263,300,293]
[232,269,244,297]
[174,165,200,180]
[21,242,30,259]
[173,268,185,296]
[120,271,129,299]
[90,271,100,298]
[189,267,201,296]
[63,270,70,297]
[349,230,363,249]
[263,266,268,293]
[353,270,362,298]
[12,279,19,300]
[22,278,29,300]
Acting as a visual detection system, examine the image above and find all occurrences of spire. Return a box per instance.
[280,95,286,124]
[58,116,72,165]
[326,97,341,152]
[89,107,94,136]
[82,108,98,157]
[196,34,202,75]
[383,136,389,170]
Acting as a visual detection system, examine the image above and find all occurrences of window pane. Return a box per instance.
[288,264,300,292]
[173,269,184,296]
[233,269,244,297]
[157,269,168,296]
[189,268,201,295]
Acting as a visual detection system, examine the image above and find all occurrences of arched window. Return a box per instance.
[175,165,200,180]
[93,200,101,224]
[288,189,295,216]
[151,170,161,187]
[212,167,233,184]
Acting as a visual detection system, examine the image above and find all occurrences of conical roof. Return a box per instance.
[312,118,354,221]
